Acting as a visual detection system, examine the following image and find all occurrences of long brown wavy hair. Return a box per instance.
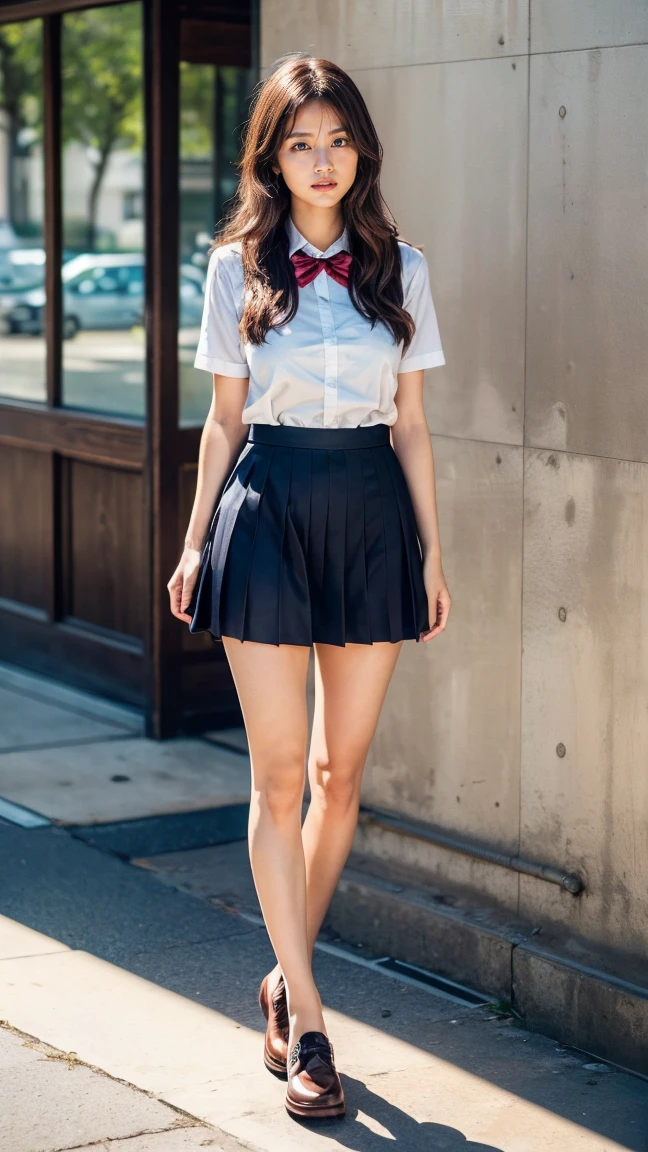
[213,54,417,351]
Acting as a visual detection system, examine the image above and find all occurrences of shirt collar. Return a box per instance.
[285,213,350,259]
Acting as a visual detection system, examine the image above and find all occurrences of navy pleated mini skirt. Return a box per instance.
[187,422,430,647]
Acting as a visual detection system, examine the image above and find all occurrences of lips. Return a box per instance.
[311,181,337,188]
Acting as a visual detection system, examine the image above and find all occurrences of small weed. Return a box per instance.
[486,999,523,1021]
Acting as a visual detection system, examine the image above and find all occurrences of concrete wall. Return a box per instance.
[261,4,648,976]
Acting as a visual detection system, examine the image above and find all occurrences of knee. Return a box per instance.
[309,751,364,811]
[253,750,305,823]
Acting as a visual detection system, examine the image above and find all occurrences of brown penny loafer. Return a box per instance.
[285,1030,346,1119]
[258,972,289,1078]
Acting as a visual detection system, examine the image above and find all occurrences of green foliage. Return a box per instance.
[62,3,143,154]
[180,63,215,159]
[486,999,523,1020]
[0,19,42,137]
[60,3,144,250]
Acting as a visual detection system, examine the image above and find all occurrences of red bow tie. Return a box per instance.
[290,249,353,288]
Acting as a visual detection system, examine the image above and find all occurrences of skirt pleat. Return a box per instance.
[322,449,348,646]
[384,447,428,632]
[278,450,312,645]
[360,446,391,642]
[343,449,371,644]
[218,445,275,641]
[307,445,330,617]
[210,448,258,618]
[187,423,430,646]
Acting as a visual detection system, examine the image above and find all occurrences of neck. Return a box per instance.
[289,200,345,253]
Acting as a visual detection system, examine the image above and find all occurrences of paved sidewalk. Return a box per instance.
[2,820,648,1152]
[1,663,648,1152]
[0,1023,227,1152]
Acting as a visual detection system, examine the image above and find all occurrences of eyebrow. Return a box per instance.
[286,127,347,139]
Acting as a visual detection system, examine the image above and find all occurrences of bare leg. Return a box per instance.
[304,640,403,954]
[221,635,324,1051]
[264,640,403,984]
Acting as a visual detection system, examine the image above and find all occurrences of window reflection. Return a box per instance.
[61,2,145,418]
[179,62,253,427]
[0,19,46,402]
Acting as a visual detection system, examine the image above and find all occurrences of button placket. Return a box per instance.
[313,270,339,427]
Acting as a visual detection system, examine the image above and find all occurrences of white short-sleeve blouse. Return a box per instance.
[193,213,445,428]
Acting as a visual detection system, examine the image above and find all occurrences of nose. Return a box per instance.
[313,145,333,173]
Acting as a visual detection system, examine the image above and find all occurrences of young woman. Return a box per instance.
[167,53,450,1121]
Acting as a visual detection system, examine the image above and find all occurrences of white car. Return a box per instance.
[0,252,205,337]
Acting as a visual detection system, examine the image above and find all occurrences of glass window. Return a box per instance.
[61,2,145,418]
[178,63,253,427]
[0,19,46,403]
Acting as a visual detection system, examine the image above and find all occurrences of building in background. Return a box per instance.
[0,0,258,735]
[1,0,647,1075]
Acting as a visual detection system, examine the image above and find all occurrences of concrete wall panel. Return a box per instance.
[351,820,520,907]
[526,47,648,461]
[363,435,523,863]
[261,1,529,71]
[531,0,648,54]
[354,58,527,446]
[519,448,648,960]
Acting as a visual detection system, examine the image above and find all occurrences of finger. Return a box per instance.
[420,598,445,639]
[168,579,186,620]
[180,580,196,613]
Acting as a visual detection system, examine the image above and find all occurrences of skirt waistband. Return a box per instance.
[247,422,391,450]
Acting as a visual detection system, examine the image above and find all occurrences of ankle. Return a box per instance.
[287,999,327,1049]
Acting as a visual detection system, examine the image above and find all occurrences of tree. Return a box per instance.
[0,19,42,234]
[61,4,143,251]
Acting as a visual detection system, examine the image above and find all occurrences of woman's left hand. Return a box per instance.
[419,554,451,642]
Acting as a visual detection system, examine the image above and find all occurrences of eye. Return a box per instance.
[290,141,309,151]
[332,136,348,147]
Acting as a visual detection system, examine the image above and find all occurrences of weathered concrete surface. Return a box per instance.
[0,826,257,965]
[520,449,648,957]
[0,660,249,828]
[0,683,132,752]
[0,660,143,738]
[0,916,70,960]
[0,737,249,826]
[327,863,522,1001]
[72,1133,233,1152]
[513,943,648,1077]
[1,824,648,1151]
[530,1,648,56]
[323,857,648,1077]
[358,435,524,907]
[526,46,648,463]
[0,1025,210,1152]
[140,839,648,1151]
[355,60,528,447]
[261,0,529,70]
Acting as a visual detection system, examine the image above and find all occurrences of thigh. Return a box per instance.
[310,641,403,768]
[221,637,311,780]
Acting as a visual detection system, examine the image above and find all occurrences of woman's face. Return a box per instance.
[272,99,358,210]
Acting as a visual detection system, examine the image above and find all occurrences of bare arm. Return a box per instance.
[391,367,451,641]
[167,372,249,623]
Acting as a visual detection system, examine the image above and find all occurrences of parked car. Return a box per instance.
[0,252,205,337]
